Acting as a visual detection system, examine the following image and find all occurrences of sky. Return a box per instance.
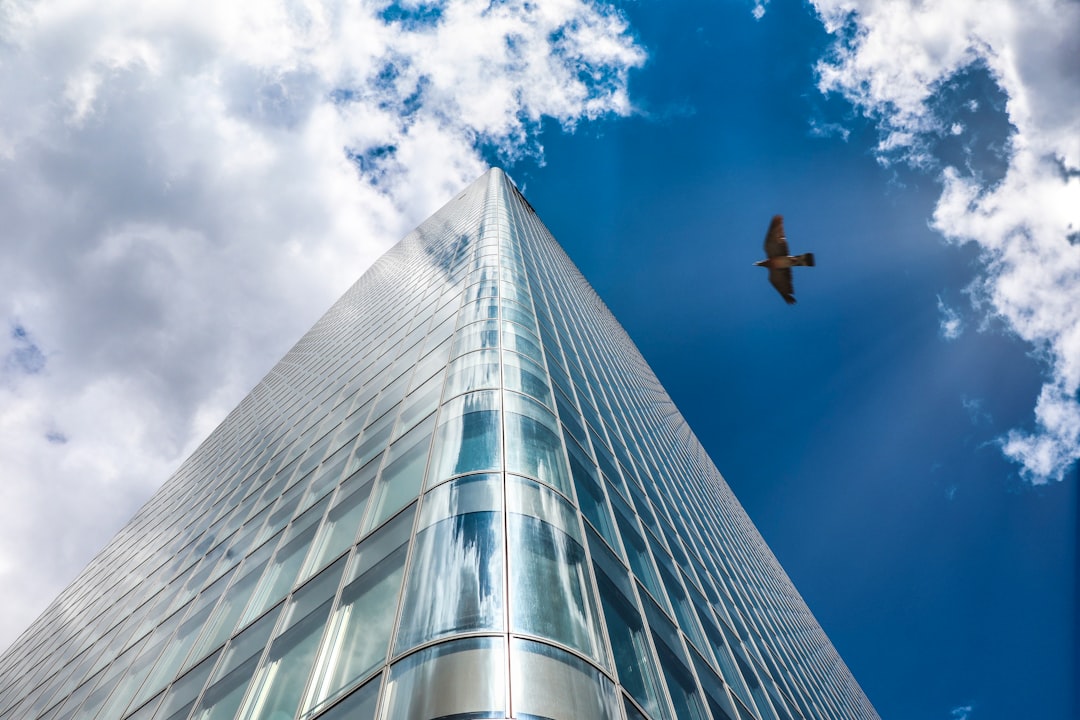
[0,0,1076,719]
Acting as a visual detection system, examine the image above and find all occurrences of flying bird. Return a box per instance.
[754,215,815,304]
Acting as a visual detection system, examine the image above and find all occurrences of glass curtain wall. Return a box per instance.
[0,170,878,720]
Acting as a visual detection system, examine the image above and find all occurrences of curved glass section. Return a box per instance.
[394,475,505,652]
[502,321,543,364]
[506,476,605,663]
[380,637,506,720]
[502,351,552,407]
[510,638,620,720]
[427,391,502,486]
[445,350,501,399]
[452,321,499,359]
[503,392,569,495]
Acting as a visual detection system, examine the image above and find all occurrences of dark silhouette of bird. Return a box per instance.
[754,215,815,304]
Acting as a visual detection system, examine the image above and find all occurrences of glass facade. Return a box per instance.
[0,169,878,720]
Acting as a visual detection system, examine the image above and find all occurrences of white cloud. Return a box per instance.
[937,295,963,339]
[811,0,1080,484]
[0,0,644,652]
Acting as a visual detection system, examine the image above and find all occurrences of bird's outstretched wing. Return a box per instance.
[768,268,796,304]
[764,215,789,259]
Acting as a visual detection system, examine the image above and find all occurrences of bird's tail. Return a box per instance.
[793,253,815,267]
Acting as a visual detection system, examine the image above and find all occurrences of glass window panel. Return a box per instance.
[566,434,621,554]
[499,280,529,306]
[465,279,498,302]
[545,352,573,400]
[510,638,619,720]
[352,409,396,472]
[451,320,498,358]
[181,565,239,666]
[504,393,569,496]
[691,652,738,720]
[128,599,210,712]
[380,637,505,720]
[187,643,259,720]
[241,524,318,626]
[236,561,344,720]
[257,481,307,546]
[283,495,331,550]
[313,675,380,720]
[554,386,587,450]
[506,475,579,541]
[71,636,146,719]
[445,349,500,398]
[363,415,435,533]
[429,298,461,336]
[297,432,334,478]
[300,466,376,581]
[593,566,668,720]
[508,512,604,663]
[628,481,660,538]
[652,636,709,720]
[457,298,499,326]
[624,695,651,720]
[190,605,282,720]
[612,502,668,611]
[304,443,353,507]
[153,649,221,720]
[278,557,347,636]
[590,430,627,500]
[410,336,451,392]
[734,653,777,720]
[427,391,501,486]
[502,351,552,406]
[227,505,273,564]
[502,321,543,364]
[52,667,103,720]
[124,691,163,720]
[653,558,708,653]
[501,302,535,330]
[370,372,408,423]
[95,611,183,720]
[336,403,373,449]
[397,375,441,438]
[302,511,412,716]
[395,507,504,651]
[419,474,503,529]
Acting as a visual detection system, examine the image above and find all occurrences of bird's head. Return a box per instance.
[753,260,766,267]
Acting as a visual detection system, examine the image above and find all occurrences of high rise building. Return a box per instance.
[0,169,877,720]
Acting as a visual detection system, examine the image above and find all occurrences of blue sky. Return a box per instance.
[0,1,1076,719]
[501,3,1077,718]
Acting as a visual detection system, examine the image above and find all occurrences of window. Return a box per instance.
[395,476,504,652]
[510,638,619,720]
[303,509,413,716]
[427,392,501,486]
[380,637,505,720]
[236,560,345,720]
[507,478,603,664]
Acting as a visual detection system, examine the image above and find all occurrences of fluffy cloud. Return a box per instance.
[811,0,1080,483]
[0,0,643,651]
